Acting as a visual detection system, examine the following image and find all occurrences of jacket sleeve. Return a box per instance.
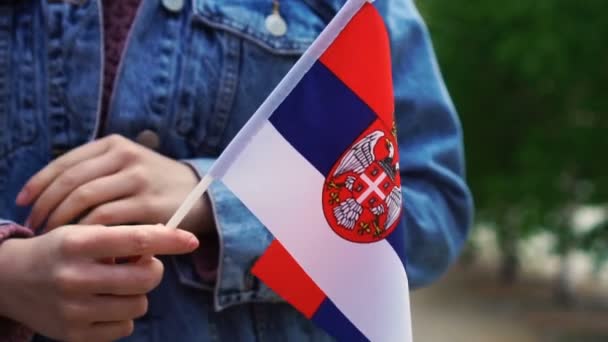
[0,221,34,241]
[174,158,283,311]
[377,0,474,288]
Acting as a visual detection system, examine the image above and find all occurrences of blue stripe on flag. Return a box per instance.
[312,298,368,341]
[269,62,376,177]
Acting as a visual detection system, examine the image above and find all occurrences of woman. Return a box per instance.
[0,0,473,340]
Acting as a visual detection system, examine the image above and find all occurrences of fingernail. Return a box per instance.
[15,189,29,206]
[187,235,200,250]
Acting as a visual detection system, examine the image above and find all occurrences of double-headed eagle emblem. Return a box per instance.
[323,129,402,243]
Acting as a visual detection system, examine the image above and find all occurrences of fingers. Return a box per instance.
[76,257,165,296]
[61,225,198,259]
[64,295,148,325]
[78,198,150,227]
[85,320,135,342]
[16,137,113,206]
[28,152,125,229]
[89,295,148,322]
[45,174,139,230]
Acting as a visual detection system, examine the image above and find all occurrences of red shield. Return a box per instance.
[322,121,402,243]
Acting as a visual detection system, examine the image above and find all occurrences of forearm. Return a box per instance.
[0,223,35,342]
[187,192,216,238]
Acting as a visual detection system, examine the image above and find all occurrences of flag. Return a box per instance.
[173,0,412,340]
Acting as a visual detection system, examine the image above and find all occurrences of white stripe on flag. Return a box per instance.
[221,122,412,342]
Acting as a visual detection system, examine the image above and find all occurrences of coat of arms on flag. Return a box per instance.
[168,0,412,340]
[323,123,402,243]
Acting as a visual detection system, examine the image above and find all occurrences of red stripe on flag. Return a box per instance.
[320,3,394,127]
[252,240,326,319]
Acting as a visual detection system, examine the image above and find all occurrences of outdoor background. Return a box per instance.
[410,1,608,341]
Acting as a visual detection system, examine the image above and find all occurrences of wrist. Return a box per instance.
[199,193,217,236]
[0,239,31,319]
[179,162,217,237]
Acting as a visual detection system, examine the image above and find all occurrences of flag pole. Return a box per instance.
[166,0,368,229]
[166,173,214,228]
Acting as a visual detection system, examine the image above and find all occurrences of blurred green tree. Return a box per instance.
[418,0,608,291]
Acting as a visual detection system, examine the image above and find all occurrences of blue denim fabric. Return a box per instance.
[1,0,473,340]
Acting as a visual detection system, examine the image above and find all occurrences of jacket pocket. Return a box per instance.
[192,0,330,55]
[176,0,336,155]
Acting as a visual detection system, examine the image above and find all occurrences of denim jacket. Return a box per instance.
[0,0,473,340]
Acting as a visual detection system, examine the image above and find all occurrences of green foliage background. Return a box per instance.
[418,0,608,262]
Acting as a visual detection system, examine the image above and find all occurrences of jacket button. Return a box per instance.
[162,0,184,13]
[265,13,287,37]
[136,130,160,150]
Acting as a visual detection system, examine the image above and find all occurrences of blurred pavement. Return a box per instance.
[411,257,608,342]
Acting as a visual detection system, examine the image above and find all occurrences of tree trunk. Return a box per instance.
[499,250,519,284]
[554,253,575,307]
[459,243,477,268]
[499,236,519,284]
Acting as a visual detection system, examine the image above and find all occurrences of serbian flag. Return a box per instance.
[170,0,411,340]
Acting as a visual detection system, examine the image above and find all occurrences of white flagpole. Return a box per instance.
[166,174,214,228]
[166,0,368,228]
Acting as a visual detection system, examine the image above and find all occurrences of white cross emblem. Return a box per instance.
[356,172,387,204]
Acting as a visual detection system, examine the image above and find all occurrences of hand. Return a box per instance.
[17,134,213,234]
[0,224,198,342]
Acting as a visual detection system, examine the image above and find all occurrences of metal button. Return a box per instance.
[136,130,160,150]
[265,13,287,37]
[162,0,184,13]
